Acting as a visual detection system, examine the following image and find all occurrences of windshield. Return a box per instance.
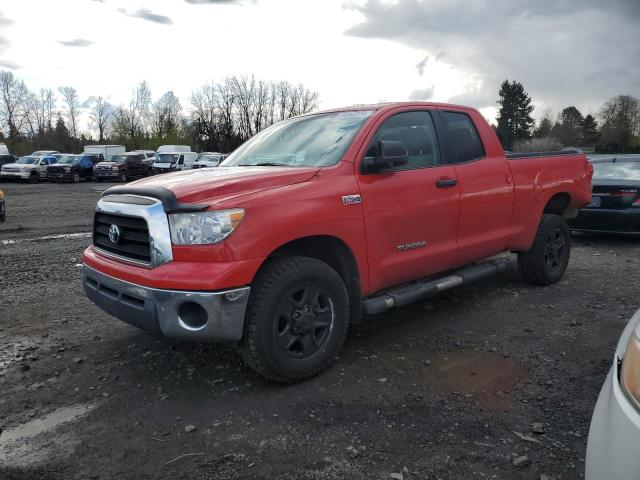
[58,155,79,164]
[17,156,39,164]
[222,111,374,168]
[156,153,180,163]
[593,161,640,181]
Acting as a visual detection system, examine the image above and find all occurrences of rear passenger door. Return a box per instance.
[356,109,460,293]
[438,108,515,265]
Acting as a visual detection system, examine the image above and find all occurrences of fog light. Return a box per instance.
[177,301,208,331]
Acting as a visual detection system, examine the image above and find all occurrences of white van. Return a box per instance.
[83,145,126,162]
[152,151,198,174]
[156,145,191,154]
[0,144,9,156]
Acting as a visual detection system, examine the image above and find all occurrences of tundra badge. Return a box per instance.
[342,194,362,206]
[396,240,427,252]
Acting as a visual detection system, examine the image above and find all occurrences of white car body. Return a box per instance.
[0,155,56,181]
[586,308,640,479]
[83,145,126,162]
[194,152,228,168]
[0,143,9,155]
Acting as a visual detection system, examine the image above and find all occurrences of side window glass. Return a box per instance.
[178,155,184,166]
[364,111,440,171]
[443,111,485,163]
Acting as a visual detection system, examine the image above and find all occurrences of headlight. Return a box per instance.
[111,166,119,171]
[621,326,640,409]
[169,209,245,245]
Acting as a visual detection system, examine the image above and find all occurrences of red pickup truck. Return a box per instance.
[82,102,593,383]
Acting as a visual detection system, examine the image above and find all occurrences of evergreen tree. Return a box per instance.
[534,117,553,138]
[582,114,599,146]
[496,80,535,150]
[557,106,584,146]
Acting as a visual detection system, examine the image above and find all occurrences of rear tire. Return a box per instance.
[239,256,350,383]
[518,214,571,286]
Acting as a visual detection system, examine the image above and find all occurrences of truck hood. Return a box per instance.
[2,163,34,170]
[95,162,122,168]
[128,166,319,205]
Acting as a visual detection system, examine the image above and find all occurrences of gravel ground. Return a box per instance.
[0,181,638,480]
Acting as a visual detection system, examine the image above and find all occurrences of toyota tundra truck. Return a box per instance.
[82,102,593,383]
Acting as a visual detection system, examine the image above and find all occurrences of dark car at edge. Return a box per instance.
[568,156,640,235]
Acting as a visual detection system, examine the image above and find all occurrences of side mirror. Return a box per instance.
[361,140,408,174]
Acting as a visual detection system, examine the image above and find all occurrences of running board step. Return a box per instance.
[362,259,512,315]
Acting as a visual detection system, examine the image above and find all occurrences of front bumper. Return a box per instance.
[586,309,640,480]
[48,172,72,182]
[83,265,250,342]
[95,170,120,178]
[569,207,640,233]
[1,171,30,180]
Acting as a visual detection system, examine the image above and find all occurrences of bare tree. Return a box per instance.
[89,96,113,142]
[0,70,29,138]
[151,91,182,139]
[599,94,640,148]
[59,86,80,139]
[111,81,152,142]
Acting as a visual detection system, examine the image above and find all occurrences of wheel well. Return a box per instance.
[266,236,362,324]
[544,192,574,218]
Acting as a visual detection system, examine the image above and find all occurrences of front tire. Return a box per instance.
[119,172,127,183]
[72,172,80,183]
[518,214,571,286]
[239,256,350,383]
[29,172,39,184]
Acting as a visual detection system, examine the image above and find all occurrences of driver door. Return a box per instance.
[355,109,460,293]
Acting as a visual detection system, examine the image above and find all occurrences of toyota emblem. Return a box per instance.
[108,224,121,243]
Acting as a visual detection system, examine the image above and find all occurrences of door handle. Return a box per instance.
[436,178,457,188]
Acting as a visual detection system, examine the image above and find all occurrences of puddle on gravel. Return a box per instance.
[0,403,95,466]
[1,231,91,246]
[433,352,527,410]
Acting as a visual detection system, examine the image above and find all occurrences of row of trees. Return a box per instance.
[0,70,319,155]
[495,79,640,152]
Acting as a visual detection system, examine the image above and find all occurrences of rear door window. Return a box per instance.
[443,111,485,163]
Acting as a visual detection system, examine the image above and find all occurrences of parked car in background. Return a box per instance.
[94,152,150,182]
[30,150,59,156]
[133,150,156,167]
[569,157,640,235]
[0,154,18,168]
[47,153,101,183]
[151,151,198,174]
[586,308,640,480]
[193,152,228,168]
[84,145,125,162]
[0,189,5,222]
[82,102,593,382]
[1,155,57,182]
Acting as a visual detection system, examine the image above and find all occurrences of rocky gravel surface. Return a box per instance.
[0,181,639,479]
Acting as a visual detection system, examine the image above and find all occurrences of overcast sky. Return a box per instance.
[1,0,638,134]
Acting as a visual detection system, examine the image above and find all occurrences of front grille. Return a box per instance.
[93,212,151,264]
[2,167,20,172]
[47,166,65,174]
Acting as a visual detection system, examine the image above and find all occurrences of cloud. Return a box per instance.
[0,11,13,55]
[346,0,640,112]
[117,7,173,25]
[0,59,21,70]
[57,39,93,47]
[409,86,434,101]
[415,55,429,76]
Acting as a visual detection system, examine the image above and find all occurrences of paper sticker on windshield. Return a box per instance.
[336,111,374,119]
